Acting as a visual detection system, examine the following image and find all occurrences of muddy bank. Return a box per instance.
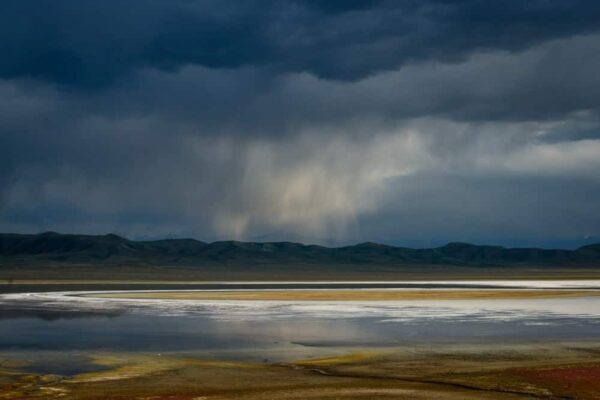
[2,342,600,399]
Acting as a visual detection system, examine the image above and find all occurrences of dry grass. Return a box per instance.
[3,343,600,399]
[88,289,600,301]
[2,267,600,283]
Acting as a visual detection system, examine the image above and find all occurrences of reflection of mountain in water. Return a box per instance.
[0,308,123,321]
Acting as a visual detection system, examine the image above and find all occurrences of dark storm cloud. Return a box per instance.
[359,171,600,248]
[1,1,600,246]
[66,34,600,134]
[2,0,600,86]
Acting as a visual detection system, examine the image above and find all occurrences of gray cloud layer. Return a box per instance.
[1,1,600,247]
[3,0,600,85]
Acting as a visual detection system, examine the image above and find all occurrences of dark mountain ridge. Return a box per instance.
[1,232,599,268]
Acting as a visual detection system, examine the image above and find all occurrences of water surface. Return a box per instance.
[1,281,600,375]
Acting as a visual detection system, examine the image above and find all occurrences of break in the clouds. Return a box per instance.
[1,1,600,247]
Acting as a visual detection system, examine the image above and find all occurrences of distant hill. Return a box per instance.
[1,232,599,269]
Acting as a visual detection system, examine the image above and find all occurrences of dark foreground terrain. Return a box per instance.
[2,342,600,399]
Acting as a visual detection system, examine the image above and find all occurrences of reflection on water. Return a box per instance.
[0,308,123,320]
[18,352,111,376]
[1,282,600,375]
[1,307,599,352]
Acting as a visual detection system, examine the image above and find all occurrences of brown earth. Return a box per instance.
[2,342,600,399]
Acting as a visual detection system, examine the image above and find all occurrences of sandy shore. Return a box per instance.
[87,288,600,301]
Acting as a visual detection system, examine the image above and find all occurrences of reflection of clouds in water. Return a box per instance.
[205,318,377,345]
[0,308,122,321]
[2,289,600,327]
[2,289,600,351]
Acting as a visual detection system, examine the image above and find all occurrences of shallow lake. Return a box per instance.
[1,281,600,375]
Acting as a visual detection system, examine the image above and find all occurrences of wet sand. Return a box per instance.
[88,288,600,301]
[2,342,600,399]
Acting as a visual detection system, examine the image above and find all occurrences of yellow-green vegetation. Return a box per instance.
[88,288,600,301]
[70,354,197,383]
[288,342,600,399]
[1,343,600,399]
[293,351,381,366]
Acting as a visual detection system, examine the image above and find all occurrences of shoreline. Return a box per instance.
[1,267,600,284]
[3,277,600,285]
[85,288,600,301]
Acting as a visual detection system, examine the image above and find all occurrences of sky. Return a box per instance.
[1,0,600,248]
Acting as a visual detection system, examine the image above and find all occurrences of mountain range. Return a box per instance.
[1,232,600,268]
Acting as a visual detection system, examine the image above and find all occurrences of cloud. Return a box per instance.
[0,2,599,246]
[2,1,600,86]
